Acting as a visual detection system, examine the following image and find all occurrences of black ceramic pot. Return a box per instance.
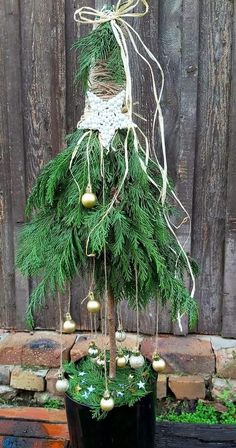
[65,390,155,448]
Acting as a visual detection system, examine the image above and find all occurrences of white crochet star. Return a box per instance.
[78,90,134,148]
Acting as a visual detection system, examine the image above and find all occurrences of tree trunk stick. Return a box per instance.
[107,285,117,378]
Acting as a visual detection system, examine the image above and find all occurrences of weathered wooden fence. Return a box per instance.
[0,0,235,337]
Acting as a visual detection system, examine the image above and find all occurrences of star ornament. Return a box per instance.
[137,380,145,390]
[78,90,135,148]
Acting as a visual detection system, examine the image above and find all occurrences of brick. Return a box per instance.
[141,335,215,375]
[0,385,18,400]
[46,369,64,396]
[215,348,236,379]
[212,377,236,401]
[0,332,29,365]
[0,407,67,422]
[22,332,76,368]
[71,333,143,362]
[0,331,76,368]
[156,374,167,400]
[168,375,206,400]
[10,367,48,392]
[0,365,13,384]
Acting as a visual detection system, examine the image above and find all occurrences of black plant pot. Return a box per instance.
[65,391,155,448]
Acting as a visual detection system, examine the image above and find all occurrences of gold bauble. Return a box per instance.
[63,313,76,333]
[152,355,166,373]
[100,391,115,412]
[81,185,97,209]
[87,298,101,314]
[116,356,127,368]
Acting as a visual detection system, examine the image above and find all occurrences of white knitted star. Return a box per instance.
[78,90,134,148]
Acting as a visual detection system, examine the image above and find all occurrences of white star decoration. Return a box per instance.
[137,381,145,390]
[78,371,86,377]
[78,90,135,148]
[87,385,95,393]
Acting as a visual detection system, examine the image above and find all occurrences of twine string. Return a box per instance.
[57,292,64,375]
[134,264,140,349]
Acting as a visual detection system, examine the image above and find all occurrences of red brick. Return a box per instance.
[141,335,215,375]
[22,332,76,368]
[0,332,29,365]
[168,375,206,399]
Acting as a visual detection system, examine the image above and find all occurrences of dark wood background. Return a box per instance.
[0,0,235,337]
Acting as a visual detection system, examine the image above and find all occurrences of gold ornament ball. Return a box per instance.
[63,313,76,333]
[152,357,166,373]
[100,395,115,412]
[81,186,97,209]
[116,356,127,368]
[87,298,101,314]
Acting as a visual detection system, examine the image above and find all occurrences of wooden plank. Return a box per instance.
[0,438,68,448]
[192,0,233,334]
[0,0,16,329]
[173,0,199,335]
[0,407,67,423]
[222,5,236,338]
[20,0,66,329]
[0,421,68,440]
[157,0,182,334]
[155,422,236,447]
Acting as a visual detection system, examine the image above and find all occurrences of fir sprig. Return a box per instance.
[73,22,125,91]
[16,128,198,328]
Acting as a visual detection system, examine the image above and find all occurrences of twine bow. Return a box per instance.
[74,0,149,24]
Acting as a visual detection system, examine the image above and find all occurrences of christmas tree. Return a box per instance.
[16,0,198,417]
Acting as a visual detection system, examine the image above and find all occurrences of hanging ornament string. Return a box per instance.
[102,154,109,393]
[134,263,140,350]
[57,292,64,376]
[155,300,159,353]
[69,131,92,198]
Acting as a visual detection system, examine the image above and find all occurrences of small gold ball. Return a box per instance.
[152,357,166,373]
[100,396,115,412]
[87,299,101,314]
[63,313,76,333]
[116,356,127,368]
[81,191,97,209]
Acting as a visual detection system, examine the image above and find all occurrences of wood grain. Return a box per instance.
[192,0,233,334]
[20,0,66,329]
[222,4,236,338]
